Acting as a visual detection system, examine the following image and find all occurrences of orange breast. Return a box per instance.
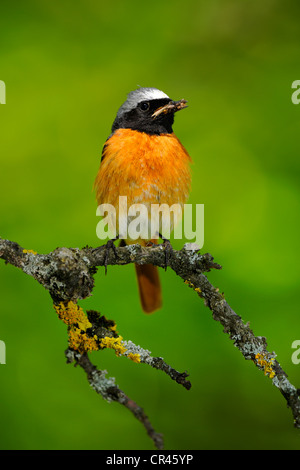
[95,128,191,208]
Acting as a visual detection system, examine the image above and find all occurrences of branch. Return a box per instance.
[1,236,300,441]
[65,349,164,450]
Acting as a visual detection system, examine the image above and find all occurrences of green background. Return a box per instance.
[1,0,300,450]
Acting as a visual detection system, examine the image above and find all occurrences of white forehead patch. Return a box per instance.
[116,87,170,117]
[133,87,170,101]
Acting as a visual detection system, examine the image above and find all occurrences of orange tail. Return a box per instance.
[135,264,162,314]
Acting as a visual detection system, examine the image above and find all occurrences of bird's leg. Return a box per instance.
[103,235,119,275]
[159,233,173,271]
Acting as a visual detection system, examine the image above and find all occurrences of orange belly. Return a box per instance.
[94,128,192,241]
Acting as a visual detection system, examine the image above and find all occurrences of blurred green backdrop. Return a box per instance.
[1,0,300,450]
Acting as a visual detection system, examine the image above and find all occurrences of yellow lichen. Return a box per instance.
[54,303,142,361]
[99,336,141,363]
[128,353,141,363]
[54,301,98,353]
[23,249,37,255]
[68,328,98,353]
[100,335,127,356]
[184,279,202,295]
[255,353,276,379]
[54,301,92,330]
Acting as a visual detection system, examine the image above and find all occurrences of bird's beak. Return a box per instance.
[152,99,188,119]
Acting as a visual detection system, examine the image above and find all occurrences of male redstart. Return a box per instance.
[94,87,191,313]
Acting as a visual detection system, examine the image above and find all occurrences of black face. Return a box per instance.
[111,98,175,135]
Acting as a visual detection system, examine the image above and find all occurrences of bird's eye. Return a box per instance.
[140,101,150,111]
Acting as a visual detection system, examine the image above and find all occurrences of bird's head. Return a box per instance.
[111,87,187,135]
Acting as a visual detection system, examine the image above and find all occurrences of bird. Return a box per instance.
[94,87,192,313]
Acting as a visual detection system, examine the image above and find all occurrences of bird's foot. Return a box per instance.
[159,235,173,271]
[103,237,118,275]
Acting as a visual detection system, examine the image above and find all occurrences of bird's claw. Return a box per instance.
[103,239,118,275]
[161,237,173,271]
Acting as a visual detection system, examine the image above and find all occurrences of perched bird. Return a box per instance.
[94,87,192,313]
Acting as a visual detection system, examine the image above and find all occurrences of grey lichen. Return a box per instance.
[90,369,117,403]
[240,341,265,360]
[122,340,153,364]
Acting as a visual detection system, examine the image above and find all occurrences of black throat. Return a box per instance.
[111,98,175,135]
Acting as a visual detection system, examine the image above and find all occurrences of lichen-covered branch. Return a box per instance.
[53,302,191,390]
[1,236,300,439]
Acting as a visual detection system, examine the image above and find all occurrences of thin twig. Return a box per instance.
[65,349,164,450]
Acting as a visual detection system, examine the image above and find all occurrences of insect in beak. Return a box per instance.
[152,99,188,119]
